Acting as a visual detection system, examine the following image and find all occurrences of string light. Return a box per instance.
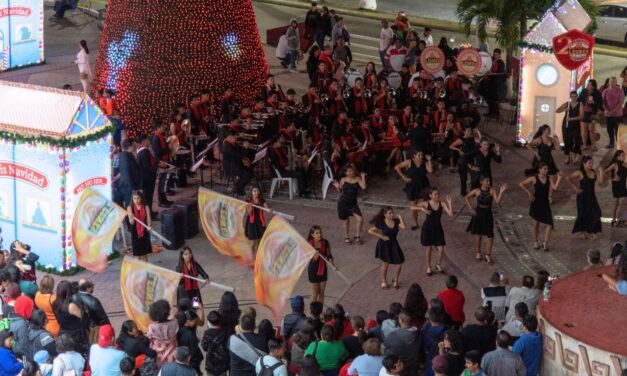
[92,0,269,137]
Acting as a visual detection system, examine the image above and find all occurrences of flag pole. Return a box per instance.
[200,188,295,221]
[132,217,172,246]
[180,274,235,292]
[316,253,352,286]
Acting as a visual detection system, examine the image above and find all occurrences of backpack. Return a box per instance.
[204,331,229,375]
[257,356,283,376]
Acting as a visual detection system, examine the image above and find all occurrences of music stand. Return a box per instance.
[191,139,219,188]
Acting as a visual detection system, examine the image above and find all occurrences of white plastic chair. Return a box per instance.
[269,168,297,199]
[322,160,334,200]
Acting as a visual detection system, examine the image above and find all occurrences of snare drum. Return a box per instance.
[387,72,402,90]
[345,69,364,88]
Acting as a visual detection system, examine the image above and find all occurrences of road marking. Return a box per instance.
[350,42,380,51]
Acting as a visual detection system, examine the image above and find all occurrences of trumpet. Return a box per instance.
[388,88,397,98]
[364,89,373,99]
[237,141,261,150]
[439,89,447,98]
[320,93,329,104]
[343,87,352,99]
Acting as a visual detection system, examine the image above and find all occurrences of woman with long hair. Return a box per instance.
[394,149,433,229]
[566,155,604,239]
[127,190,152,261]
[244,186,270,255]
[368,206,406,289]
[579,79,603,150]
[465,177,507,264]
[51,281,86,353]
[176,309,203,375]
[116,319,157,361]
[413,187,453,275]
[51,335,85,376]
[175,246,208,304]
[333,164,367,245]
[519,163,562,251]
[603,150,627,226]
[403,283,428,329]
[218,291,241,335]
[34,275,59,338]
[557,91,584,165]
[288,319,317,375]
[526,125,559,198]
[75,40,91,92]
[307,226,334,304]
[326,304,353,340]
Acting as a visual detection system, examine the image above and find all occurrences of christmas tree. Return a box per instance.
[92,0,269,136]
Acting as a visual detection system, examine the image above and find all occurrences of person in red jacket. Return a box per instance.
[438,275,465,329]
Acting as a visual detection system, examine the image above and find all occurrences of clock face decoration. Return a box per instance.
[536,64,559,87]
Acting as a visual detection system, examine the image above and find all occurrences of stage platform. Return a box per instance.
[538,266,627,375]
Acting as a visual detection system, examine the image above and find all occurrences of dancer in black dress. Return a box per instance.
[556,91,584,165]
[566,156,604,239]
[603,150,627,226]
[394,149,433,229]
[244,186,270,255]
[307,225,334,304]
[472,137,502,189]
[527,125,560,199]
[519,163,562,252]
[368,206,406,289]
[449,127,479,196]
[127,191,152,262]
[333,164,367,245]
[465,176,507,264]
[412,188,453,276]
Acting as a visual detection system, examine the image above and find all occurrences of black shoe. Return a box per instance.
[158,202,172,208]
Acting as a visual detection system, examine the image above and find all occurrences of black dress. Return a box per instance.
[374,218,405,264]
[611,163,627,198]
[130,205,152,256]
[338,181,362,220]
[308,239,332,283]
[404,161,430,201]
[529,175,553,226]
[535,140,559,175]
[244,201,267,240]
[466,188,494,238]
[421,202,446,246]
[572,174,602,234]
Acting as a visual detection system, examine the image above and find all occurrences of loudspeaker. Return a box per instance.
[160,208,185,250]
[174,199,199,239]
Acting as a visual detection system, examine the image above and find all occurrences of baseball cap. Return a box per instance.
[290,295,304,311]
[98,324,115,347]
[432,355,449,373]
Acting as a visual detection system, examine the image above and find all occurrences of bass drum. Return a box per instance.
[387,71,402,90]
[345,69,364,88]
[476,51,493,77]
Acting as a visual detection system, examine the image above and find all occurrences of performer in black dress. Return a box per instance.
[472,137,502,189]
[566,156,604,238]
[465,177,507,264]
[394,149,433,229]
[603,150,627,226]
[176,246,209,304]
[244,186,270,255]
[556,91,584,165]
[527,125,559,200]
[333,164,367,245]
[368,207,406,290]
[307,225,334,304]
[519,163,562,252]
[412,188,453,276]
[127,191,152,262]
[449,127,479,196]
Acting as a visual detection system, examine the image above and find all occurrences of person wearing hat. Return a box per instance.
[280,296,306,340]
[431,354,448,376]
[33,350,53,376]
[9,295,34,360]
[0,329,23,376]
[89,324,126,376]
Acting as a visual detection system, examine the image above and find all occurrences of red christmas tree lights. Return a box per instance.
[92,0,268,136]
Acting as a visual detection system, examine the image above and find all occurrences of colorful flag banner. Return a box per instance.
[198,187,254,265]
[254,216,316,317]
[120,257,181,332]
[72,188,126,273]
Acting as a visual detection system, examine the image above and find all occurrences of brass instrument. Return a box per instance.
[343,87,352,99]
[364,89,373,99]
[320,93,329,104]
[439,89,447,98]
[237,141,261,151]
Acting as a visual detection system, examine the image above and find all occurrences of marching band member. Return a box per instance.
[327,80,344,118]
[222,129,253,196]
[260,74,285,102]
[151,120,173,207]
[302,84,323,117]
[313,61,331,93]
[219,86,237,123]
[350,78,368,118]
[268,136,309,197]
[369,107,386,140]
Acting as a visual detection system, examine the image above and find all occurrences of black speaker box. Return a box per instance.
[160,208,185,250]
[174,199,199,239]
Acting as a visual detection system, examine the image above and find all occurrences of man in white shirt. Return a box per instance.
[255,338,287,376]
[504,275,540,322]
[422,27,434,46]
[379,20,393,67]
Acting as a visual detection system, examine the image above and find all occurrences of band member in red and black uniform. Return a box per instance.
[220,86,237,123]
[429,99,449,133]
[151,120,173,207]
[400,105,414,131]
[326,80,345,118]
[369,107,386,140]
[486,48,506,117]
[375,79,391,110]
[137,133,158,216]
[260,75,285,102]
[313,61,331,93]
[222,129,253,196]
[303,84,323,117]
[188,93,208,136]
[444,70,464,110]
[364,62,378,91]
[307,116,324,151]
[170,103,189,146]
[332,110,351,137]
[252,97,267,117]
[268,136,309,197]
[349,78,368,119]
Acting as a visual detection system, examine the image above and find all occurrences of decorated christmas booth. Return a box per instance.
[517,0,593,143]
[0,0,45,71]
[0,81,112,271]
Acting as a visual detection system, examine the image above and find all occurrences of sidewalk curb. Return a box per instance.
[255,0,627,58]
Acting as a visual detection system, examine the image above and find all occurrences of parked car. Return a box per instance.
[596,2,627,45]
